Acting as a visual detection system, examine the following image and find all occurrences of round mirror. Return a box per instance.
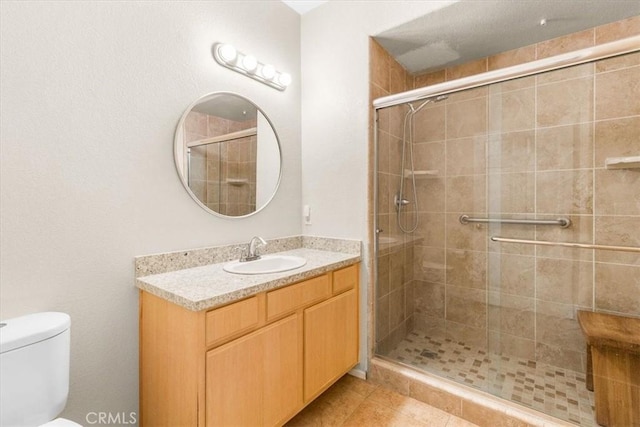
[174,92,282,218]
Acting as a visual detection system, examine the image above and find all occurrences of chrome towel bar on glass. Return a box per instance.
[459,215,571,228]
[491,236,640,253]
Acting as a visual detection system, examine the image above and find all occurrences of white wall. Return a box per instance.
[0,1,300,423]
[299,0,458,369]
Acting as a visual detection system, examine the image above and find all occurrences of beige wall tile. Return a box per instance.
[389,286,406,329]
[414,280,445,319]
[594,116,640,167]
[414,246,446,283]
[446,249,487,289]
[488,45,536,71]
[595,262,640,316]
[536,257,594,306]
[376,294,390,342]
[536,62,593,85]
[416,212,445,247]
[487,218,536,256]
[536,170,593,214]
[488,292,535,339]
[446,213,487,252]
[414,69,446,89]
[389,135,403,178]
[595,66,640,120]
[377,133,391,173]
[446,175,487,214]
[489,75,536,93]
[388,104,406,138]
[413,313,446,337]
[413,141,445,175]
[536,301,586,353]
[536,28,594,59]
[446,136,487,176]
[595,215,640,266]
[446,86,487,103]
[446,58,488,80]
[536,76,594,127]
[414,104,446,143]
[535,214,594,261]
[595,169,640,216]
[389,59,408,95]
[487,131,535,174]
[488,331,536,361]
[536,123,593,171]
[596,51,640,73]
[595,15,640,44]
[488,253,535,297]
[446,97,488,139]
[489,87,535,133]
[488,172,535,214]
[415,177,445,212]
[370,38,390,91]
[444,321,487,349]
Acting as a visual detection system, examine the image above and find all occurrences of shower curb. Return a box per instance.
[369,357,576,427]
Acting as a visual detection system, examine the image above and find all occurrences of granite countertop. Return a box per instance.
[136,247,360,311]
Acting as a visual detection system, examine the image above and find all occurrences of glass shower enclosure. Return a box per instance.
[373,39,640,426]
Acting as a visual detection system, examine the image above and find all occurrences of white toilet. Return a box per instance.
[0,312,82,427]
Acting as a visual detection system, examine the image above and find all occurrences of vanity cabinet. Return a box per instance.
[139,263,359,427]
[206,314,301,426]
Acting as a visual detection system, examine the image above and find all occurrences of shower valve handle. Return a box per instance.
[394,194,411,208]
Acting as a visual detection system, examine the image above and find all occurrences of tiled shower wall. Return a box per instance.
[184,112,257,216]
[371,16,640,372]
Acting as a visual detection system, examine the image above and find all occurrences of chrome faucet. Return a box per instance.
[240,236,267,262]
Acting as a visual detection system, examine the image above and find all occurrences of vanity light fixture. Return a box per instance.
[213,43,291,91]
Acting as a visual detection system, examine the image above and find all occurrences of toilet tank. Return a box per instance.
[0,312,71,427]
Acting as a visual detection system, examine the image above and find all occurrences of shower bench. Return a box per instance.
[577,310,640,427]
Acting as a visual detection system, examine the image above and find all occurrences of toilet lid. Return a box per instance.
[40,418,83,427]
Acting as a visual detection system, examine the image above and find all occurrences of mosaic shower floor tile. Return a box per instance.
[385,331,597,426]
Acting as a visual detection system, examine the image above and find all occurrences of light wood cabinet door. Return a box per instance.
[303,288,359,402]
[206,314,302,426]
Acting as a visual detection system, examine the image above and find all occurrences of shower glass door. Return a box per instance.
[375,49,640,426]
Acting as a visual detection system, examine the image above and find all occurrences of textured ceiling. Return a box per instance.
[375,0,640,74]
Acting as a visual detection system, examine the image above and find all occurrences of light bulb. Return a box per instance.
[278,72,292,87]
[218,44,237,63]
[261,64,276,80]
[242,55,258,72]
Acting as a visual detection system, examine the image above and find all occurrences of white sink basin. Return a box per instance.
[223,255,307,275]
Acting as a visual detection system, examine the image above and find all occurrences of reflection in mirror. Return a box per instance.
[175,93,281,218]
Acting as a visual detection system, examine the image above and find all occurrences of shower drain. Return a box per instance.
[420,349,438,359]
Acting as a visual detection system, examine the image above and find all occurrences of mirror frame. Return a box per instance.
[174,92,283,219]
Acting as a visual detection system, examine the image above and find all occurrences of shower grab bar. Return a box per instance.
[459,215,571,228]
[491,236,640,253]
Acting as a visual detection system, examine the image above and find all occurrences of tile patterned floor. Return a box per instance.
[385,331,597,426]
[286,374,479,427]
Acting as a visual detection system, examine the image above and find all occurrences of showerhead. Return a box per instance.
[408,94,448,115]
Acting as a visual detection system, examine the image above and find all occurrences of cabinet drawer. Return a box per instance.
[267,275,331,320]
[332,264,358,294]
[206,296,260,347]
